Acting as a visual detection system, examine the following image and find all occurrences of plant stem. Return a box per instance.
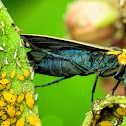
[0,1,40,125]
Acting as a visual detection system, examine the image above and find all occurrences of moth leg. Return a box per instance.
[91,72,100,110]
[114,76,124,81]
[101,71,117,77]
[114,65,125,80]
[34,76,72,89]
[112,80,121,95]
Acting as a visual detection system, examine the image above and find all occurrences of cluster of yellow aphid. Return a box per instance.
[0,90,24,126]
[92,104,126,126]
[0,69,40,126]
[0,69,29,91]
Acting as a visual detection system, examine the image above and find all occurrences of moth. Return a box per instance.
[21,34,126,107]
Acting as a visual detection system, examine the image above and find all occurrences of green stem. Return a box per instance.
[0,1,40,125]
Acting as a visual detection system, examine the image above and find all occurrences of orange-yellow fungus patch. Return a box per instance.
[26,92,34,108]
[116,107,126,116]
[16,118,25,126]
[24,69,29,77]
[28,116,40,125]
[98,121,112,126]
[11,71,16,78]
[0,79,10,84]
[17,75,24,81]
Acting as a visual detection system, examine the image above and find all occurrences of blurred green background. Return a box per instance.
[2,0,105,126]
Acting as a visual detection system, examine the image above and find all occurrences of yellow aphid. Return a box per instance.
[28,116,40,125]
[92,119,97,126]
[17,94,24,103]
[3,91,16,103]
[2,114,7,120]
[0,110,5,116]
[1,96,5,101]
[1,120,10,126]
[0,100,6,107]
[16,118,25,126]
[10,90,15,94]
[95,114,100,120]
[15,103,20,107]
[24,69,29,77]
[10,117,16,124]
[116,107,126,116]
[113,111,121,118]
[0,78,10,84]
[108,104,114,108]
[0,84,6,90]
[6,118,11,123]
[16,111,21,116]
[6,83,11,90]
[10,90,17,99]
[5,105,15,117]
[0,93,2,97]
[20,104,24,112]
[98,121,112,126]
[2,72,6,78]
[17,75,24,81]
[11,71,16,78]
[26,92,34,108]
